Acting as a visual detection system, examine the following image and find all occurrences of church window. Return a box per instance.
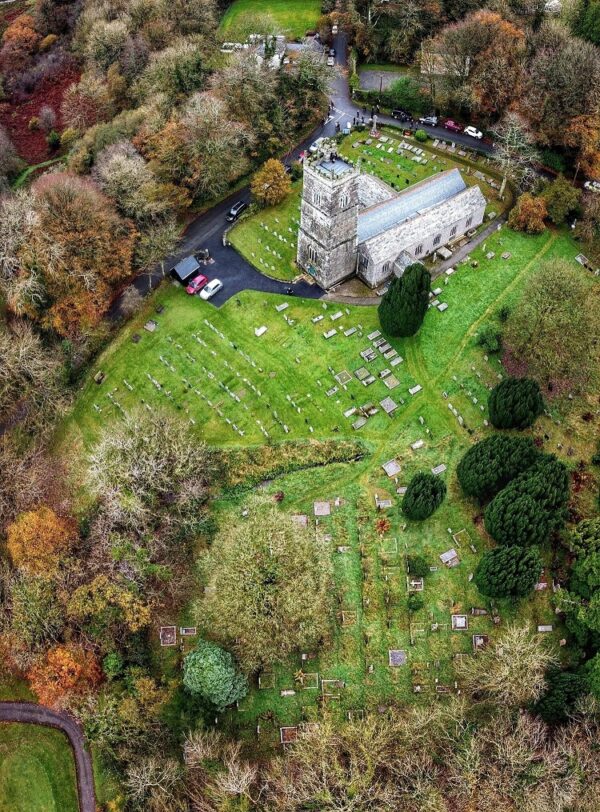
[313,191,321,205]
[433,233,441,246]
[308,245,318,263]
[415,244,423,255]
[466,216,473,227]
[340,194,350,208]
[450,225,457,237]
[382,261,390,274]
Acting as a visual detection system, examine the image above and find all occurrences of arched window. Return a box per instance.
[308,245,318,263]
[340,194,349,208]
[313,191,321,205]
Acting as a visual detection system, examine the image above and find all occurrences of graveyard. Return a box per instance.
[227,127,512,285]
[57,219,587,752]
[218,0,321,41]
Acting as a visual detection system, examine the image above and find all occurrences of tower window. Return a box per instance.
[433,234,441,246]
[466,216,473,228]
[450,225,457,237]
[340,194,350,208]
[308,245,318,263]
[313,191,321,205]
[415,243,423,256]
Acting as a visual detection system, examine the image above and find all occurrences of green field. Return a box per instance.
[228,128,510,282]
[219,0,321,41]
[0,724,79,812]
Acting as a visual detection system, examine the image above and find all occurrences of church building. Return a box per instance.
[297,153,487,289]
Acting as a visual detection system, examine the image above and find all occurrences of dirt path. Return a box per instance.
[0,702,96,812]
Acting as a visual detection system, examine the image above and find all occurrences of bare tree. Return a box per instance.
[492,112,540,192]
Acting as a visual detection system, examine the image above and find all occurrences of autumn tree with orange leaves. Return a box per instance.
[0,14,40,75]
[509,193,547,234]
[6,507,77,576]
[8,173,137,337]
[28,644,101,708]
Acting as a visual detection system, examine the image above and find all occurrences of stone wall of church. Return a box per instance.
[297,161,359,289]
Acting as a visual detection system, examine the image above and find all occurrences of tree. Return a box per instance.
[28,644,101,708]
[508,192,547,233]
[474,545,542,597]
[6,507,77,576]
[503,260,599,390]
[484,456,569,547]
[2,571,64,658]
[401,473,446,520]
[0,127,21,191]
[67,575,151,644]
[585,652,600,701]
[0,14,40,75]
[491,112,539,190]
[61,74,113,132]
[378,262,430,337]
[251,159,291,208]
[541,176,581,225]
[456,624,557,705]
[201,499,333,672]
[134,38,208,103]
[183,640,247,710]
[533,669,586,724]
[457,435,540,502]
[488,376,544,430]
[569,518,600,555]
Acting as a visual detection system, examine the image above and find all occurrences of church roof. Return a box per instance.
[357,174,396,210]
[359,184,486,267]
[358,169,467,243]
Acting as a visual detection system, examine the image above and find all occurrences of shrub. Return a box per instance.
[402,472,446,520]
[509,192,547,233]
[38,33,58,53]
[378,262,430,337]
[474,545,542,597]
[183,640,247,711]
[406,554,429,578]
[498,305,511,323]
[60,127,78,149]
[46,130,60,150]
[476,323,502,354]
[102,651,123,680]
[407,594,424,612]
[457,435,540,502]
[28,116,40,131]
[414,129,428,142]
[290,160,303,181]
[540,148,567,174]
[541,175,581,225]
[533,669,585,724]
[484,456,570,546]
[488,377,544,430]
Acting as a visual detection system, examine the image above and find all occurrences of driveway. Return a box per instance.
[0,702,96,812]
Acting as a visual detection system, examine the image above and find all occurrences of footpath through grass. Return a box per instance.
[0,723,79,812]
[219,0,321,41]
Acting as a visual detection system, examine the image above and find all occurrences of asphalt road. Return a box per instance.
[0,701,96,812]
[109,32,495,317]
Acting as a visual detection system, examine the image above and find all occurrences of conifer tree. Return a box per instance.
[378,262,431,337]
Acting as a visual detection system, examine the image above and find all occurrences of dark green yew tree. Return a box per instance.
[378,262,431,337]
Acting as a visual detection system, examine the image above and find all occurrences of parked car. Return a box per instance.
[185,274,208,295]
[584,179,600,193]
[332,23,338,34]
[309,137,325,154]
[418,114,438,126]
[328,47,336,57]
[392,108,411,122]
[327,55,335,67]
[464,125,483,139]
[200,279,223,300]
[443,119,463,133]
[226,201,246,222]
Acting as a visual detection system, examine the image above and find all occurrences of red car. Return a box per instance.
[185,274,208,295]
[443,119,463,134]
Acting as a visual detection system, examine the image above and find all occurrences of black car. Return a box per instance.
[226,201,247,222]
[392,108,411,122]
[328,47,336,57]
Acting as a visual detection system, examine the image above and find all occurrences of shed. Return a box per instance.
[171,255,201,283]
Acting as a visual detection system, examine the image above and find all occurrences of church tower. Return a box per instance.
[297,154,359,289]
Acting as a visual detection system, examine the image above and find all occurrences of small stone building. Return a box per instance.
[297,155,487,290]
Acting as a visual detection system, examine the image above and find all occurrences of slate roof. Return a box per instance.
[360,184,486,267]
[358,168,467,243]
[317,157,353,177]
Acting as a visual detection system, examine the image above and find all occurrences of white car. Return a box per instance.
[199,278,223,300]
[464,125,483,140]
[584,179,600,193]
[332,23,338,34]
[309,137,326,153]
[327,55,335,67]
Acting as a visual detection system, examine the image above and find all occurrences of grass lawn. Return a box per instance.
[0,723,79,812]
[219,0,321,41]
[228,127,510,283]
[228,183,303,282]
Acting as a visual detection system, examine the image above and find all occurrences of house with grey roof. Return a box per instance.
[297,154,486,289]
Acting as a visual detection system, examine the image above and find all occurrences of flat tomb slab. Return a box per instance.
[380,397,398,414]
[314,501,331,517]
[335,370,352,385]
[452,614,468,630]
[354,366,370,381]
[291,514,309,526]
[389,649,407,666]
[383,375,400,390]
[431,464,447,475]
[382,460,401,477]
[160,626,177,646]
